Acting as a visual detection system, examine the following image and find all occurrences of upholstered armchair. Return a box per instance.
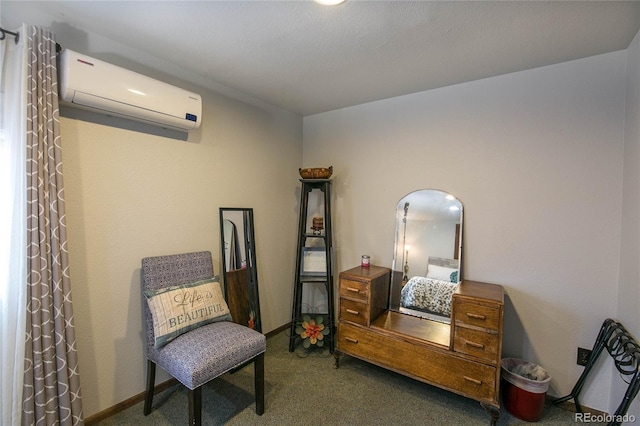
[141,251,266,425]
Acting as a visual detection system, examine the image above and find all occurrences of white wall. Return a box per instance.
[617,28,640,419]
[60,92,301,417]
[65,78,301,418]
[303,51,627,413]
[3,5,302,418]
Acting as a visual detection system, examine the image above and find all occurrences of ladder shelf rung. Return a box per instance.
[298,275,328,283]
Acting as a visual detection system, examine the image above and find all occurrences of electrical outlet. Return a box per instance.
[577,347,592,366]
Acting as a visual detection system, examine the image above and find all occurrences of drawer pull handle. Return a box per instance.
[346,309,360,315]
[347,287,360,293]
[463,376,482,385]
[466,313,486,321]
[345,337,359,344]
[465,341,485,349]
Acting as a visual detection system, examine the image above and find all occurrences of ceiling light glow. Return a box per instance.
[314,0,346,5]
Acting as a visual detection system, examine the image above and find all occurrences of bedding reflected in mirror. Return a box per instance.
[389,189,462,323]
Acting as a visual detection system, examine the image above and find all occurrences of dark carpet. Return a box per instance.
[95,330,600,425]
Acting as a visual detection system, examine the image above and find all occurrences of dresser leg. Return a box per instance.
[480,403,499,425]
[333,350,342,368]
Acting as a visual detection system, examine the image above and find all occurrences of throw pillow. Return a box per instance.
[145,279,232,348]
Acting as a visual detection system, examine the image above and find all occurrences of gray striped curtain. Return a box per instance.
[22,25,84,426]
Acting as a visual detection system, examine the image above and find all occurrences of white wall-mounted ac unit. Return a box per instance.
[59,49,202,131]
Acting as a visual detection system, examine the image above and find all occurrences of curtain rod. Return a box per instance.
[0,26,19,44]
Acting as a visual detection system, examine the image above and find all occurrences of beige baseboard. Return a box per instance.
[548,395,608,417]
[85,378,178,425]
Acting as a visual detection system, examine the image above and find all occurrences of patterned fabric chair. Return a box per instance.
[141,251,266,425]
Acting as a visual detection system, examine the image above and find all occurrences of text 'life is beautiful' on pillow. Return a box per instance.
[145,279,232,348]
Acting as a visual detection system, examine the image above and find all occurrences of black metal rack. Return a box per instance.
[553,318,640,425]
[288,179,334,353]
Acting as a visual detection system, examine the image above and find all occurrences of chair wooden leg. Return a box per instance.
[255,353,265,415]
[188,387,202,426]
[143,360,156,415]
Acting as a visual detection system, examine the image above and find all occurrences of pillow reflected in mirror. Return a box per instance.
[426,264,459,283]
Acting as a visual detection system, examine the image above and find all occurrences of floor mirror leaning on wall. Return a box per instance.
[219,208,262,332]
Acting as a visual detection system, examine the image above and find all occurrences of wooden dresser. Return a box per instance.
[336,265,504,424]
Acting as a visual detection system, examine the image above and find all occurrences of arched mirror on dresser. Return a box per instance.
[336,189,504,425]
[389,189,463,323]
[219,208,262,332]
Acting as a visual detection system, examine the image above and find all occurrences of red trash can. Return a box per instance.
[501,358,552,422]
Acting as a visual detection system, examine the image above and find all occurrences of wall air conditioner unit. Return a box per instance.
[59,49,201,131]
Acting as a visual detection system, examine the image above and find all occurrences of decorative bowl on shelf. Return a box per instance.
[299,166,333,179]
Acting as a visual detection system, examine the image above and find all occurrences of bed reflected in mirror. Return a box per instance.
[219,208,261,332]
[389,189,463,323]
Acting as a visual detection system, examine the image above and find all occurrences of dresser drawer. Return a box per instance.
[339,279,369,301]
[339,298,369,326]
[454,301,500,330]
[453,326,499,363]
[338,322,498,404]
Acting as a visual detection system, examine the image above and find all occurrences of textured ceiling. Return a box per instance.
[3,1,640,116]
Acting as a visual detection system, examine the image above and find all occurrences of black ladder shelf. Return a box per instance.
[288,179,334,353]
